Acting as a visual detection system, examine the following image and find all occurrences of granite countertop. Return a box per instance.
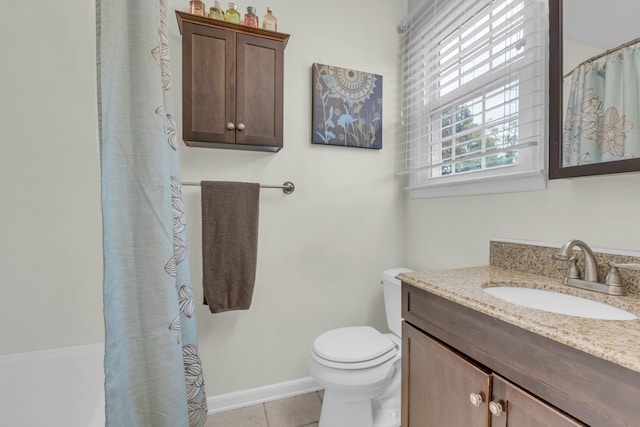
[398,266,640,374]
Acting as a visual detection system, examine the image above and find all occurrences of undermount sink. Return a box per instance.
[484,287,637,320]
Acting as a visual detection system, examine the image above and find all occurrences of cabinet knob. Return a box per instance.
[226,122,235,130]
[237,123,245,131]
[489,401,503,416]
[469,393,483,407]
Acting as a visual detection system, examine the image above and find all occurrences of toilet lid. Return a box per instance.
[312,326,396,364]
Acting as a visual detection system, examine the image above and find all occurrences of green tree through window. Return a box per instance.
[439,101,518,176]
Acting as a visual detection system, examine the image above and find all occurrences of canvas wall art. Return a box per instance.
[312,63,383,149]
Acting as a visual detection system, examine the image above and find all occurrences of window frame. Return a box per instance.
[400,0,549,198]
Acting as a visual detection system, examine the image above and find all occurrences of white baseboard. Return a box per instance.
[206,377,322,415]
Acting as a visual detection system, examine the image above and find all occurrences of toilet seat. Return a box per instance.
[312,326,398,370]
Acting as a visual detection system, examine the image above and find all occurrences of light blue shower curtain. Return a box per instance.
[97,0,207,426]
[563,45,640,166]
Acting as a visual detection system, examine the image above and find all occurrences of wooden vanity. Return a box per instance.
[399,268,640,427]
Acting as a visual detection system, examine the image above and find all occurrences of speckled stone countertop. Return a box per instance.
[398,266,640,374]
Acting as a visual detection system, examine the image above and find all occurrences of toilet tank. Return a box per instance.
[382,268,413,337]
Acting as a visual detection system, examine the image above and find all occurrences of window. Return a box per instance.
[399,0,548,198]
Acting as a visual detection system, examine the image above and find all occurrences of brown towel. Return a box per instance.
[201,181,260,313]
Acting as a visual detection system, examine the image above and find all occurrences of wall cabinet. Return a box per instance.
[176,12,289,152]
[401,284,640,426]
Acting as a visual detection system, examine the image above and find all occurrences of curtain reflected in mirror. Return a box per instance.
[549,0,640,178]
[563,41,640,166]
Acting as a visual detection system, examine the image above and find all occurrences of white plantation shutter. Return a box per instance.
[399,0,548,198]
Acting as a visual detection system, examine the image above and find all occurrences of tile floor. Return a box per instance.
[204,391,323,427]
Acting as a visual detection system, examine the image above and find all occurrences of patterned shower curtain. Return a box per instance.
[563,44,640,166]
[97,0,207,425]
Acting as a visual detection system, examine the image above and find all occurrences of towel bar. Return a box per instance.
[182,181,295,194]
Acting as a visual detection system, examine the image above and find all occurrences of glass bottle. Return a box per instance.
[208,0,225,20]
[225,2,241,24]
[244,6,259,28]
[262,7,277,31]
[189,0,206,16]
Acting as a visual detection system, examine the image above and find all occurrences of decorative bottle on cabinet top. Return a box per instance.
[224,2,241,24]
[244,6,259,28]
[262,6,277,31]
[208,0,225,20]
[189,0,206,16]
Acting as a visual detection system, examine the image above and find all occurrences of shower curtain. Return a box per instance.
[97,0,207,426]
[563,44,640,166]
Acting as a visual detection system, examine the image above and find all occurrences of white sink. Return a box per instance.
[484,287,637,320]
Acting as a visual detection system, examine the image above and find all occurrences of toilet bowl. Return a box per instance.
[308,268,412,427]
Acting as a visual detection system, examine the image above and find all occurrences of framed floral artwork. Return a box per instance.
[312,63,382,149]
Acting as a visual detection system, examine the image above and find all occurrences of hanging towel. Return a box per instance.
[201,181,260,313]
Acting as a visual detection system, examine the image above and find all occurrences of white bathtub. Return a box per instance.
[0,343,105,427]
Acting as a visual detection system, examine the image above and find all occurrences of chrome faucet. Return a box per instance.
[551,239,626,296]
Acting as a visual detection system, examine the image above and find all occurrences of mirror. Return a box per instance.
[549,0,640,179]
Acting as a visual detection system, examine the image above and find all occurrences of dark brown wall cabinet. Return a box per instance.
[176,12,289,152]
[402,284,640,426]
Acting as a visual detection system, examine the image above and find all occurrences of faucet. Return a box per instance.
[552,239,598,282]
[551,239,626,296]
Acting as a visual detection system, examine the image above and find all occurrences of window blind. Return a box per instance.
[399,0,548,197]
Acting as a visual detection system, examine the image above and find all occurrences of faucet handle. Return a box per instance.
[604,262,636,294]
[551,252,581,279]
[605,263,622,287]
[565,257,581,279]
[551,251,581,276]
[551,253,570,261]
[609,262,640,272]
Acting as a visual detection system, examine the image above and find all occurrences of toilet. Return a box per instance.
[308,268,413,427]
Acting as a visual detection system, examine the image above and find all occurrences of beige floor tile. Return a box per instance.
[204,404,268,427]
[264,392,322,427]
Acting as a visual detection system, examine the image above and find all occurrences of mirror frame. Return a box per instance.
[548,0,640,179]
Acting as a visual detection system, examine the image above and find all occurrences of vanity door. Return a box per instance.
[490,375,586,427]
[402,322,491,427]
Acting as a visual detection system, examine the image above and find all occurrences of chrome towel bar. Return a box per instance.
[182,181,295,194]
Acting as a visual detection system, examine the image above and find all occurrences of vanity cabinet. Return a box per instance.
[401,283,640,426]
[176,12,289,152]
[403,323,490,426]
[491,375,583,427]
[403,322,584,426]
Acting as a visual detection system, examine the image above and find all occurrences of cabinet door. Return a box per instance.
[235,33,284,149]
[182,22,236,144]
[402,322,491,427]
[490,376,586,427]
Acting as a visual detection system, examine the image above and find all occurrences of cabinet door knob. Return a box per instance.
[489,401,503,416]
[469,393,483,407]
[237,123,245,131]
[226,122,235,130]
